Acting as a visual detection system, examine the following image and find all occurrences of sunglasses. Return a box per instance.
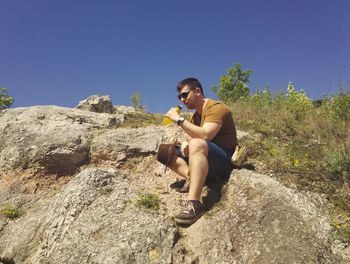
[177,91,191,100]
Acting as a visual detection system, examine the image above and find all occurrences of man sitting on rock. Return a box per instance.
[164,77,238,225]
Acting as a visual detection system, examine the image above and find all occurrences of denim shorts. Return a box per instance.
[177,140,234,185]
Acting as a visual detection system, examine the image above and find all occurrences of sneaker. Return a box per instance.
[174,200,204,225]
[176,180,189,193]
[169,179,186,189]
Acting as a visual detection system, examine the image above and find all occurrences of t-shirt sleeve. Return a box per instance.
[203,103,227,124]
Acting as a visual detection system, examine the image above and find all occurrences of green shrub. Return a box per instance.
[0,88,14,110]
[212,63,251,103]
[283,83,314,120]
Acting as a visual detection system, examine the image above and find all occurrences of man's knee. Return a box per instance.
[188,138,208,155]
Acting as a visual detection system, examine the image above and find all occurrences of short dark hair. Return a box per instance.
[177,77,204,96]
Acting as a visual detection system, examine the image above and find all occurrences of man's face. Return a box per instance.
[178,85,196,109]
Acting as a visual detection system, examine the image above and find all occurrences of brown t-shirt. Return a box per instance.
[190,99,238,150]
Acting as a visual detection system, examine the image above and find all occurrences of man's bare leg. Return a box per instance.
[168,153,190,180]
[173,138,208,225]
[187,138,208,200]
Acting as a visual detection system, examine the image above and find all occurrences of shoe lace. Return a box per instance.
[182,201,195,214]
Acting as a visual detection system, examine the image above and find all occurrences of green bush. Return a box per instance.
[285,82,314,120]
[0,88,14,110]
[212,63,251,103]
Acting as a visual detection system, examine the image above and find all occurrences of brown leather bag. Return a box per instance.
[156,143,177,172]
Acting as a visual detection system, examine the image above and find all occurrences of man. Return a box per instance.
[165,77,238,225]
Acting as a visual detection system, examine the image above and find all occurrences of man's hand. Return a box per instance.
[165,107,181,122]
[181,140,189,157]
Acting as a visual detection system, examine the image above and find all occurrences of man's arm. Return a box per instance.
[181,120,222,140]
[180,121,221,157]
[165,106,222,140]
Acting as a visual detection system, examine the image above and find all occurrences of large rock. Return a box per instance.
[185,169,343,263]
[76,95,115,114]
[0,168,178,263]
[0,106,123,175]
[90,126,169,162]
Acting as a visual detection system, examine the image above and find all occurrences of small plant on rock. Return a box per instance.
[137,193,160,210]
[0,205,21,219]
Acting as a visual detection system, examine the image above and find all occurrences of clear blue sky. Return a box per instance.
[1,0,349,113]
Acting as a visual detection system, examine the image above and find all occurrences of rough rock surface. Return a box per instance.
[0,106,123,175]
[114,105,139,115]
[76,95,115,114]
[186,169,340,264]
[0,168,178,263]
[90,126,168,163]
[0,105,348,263]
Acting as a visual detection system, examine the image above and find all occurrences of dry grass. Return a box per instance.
[121,111,164,128]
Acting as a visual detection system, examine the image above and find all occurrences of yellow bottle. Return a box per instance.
[162,105,182,126]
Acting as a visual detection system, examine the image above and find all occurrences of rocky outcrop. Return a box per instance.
[0,168,178,263]
[0,106,123,175]
[0,105,348,263]
[90,126,167,162]
[89,126,187,164]
[186,169,340,263]
[114,105,139,115]
[1,167,345,263]
[76,95,115,114]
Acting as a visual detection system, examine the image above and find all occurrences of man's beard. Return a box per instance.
[184,102,194,110]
